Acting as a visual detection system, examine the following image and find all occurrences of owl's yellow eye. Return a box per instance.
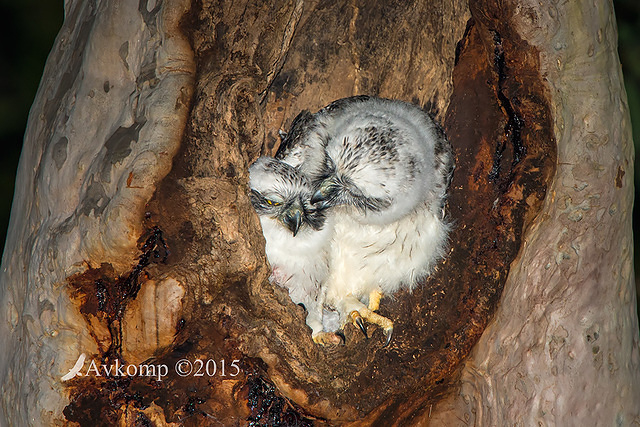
[266,199,281,206]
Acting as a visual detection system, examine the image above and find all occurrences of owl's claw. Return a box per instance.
[335,330,346,345]
[382,326,393,347]
[349,311,368,338]
[347,307,394,346]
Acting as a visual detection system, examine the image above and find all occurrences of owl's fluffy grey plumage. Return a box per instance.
[257,96,453,345]
[278,96,453,222]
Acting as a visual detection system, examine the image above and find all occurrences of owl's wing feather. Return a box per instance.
[275,110,314,161]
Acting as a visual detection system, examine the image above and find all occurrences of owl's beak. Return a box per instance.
[283,206,303,236]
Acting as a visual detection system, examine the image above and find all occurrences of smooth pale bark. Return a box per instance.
[428,0,640,424]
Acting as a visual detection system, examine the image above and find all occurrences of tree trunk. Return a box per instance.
[0,0,637,425]
[428,1,640,424]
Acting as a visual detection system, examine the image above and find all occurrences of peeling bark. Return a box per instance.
[0,0,638,425]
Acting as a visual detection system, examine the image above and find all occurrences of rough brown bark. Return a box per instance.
[0,0,637,425]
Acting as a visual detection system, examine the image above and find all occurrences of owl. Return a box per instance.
[248,157,342,344]
[276,96,454,345]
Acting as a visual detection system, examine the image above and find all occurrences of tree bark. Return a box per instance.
[428,0,640,424]
[0,0,637,425]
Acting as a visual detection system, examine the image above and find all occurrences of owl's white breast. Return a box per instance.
[324,203,449,303]
[259,216,332,304]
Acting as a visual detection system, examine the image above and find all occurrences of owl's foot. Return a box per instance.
[313,331,345,346]
[349,308,394,347]
[368,290,383,312]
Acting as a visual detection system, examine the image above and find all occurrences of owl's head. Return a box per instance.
[249,157,325,236]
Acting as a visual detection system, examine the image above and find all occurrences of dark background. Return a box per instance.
[0,0,63,257]
[0,1,638,296]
